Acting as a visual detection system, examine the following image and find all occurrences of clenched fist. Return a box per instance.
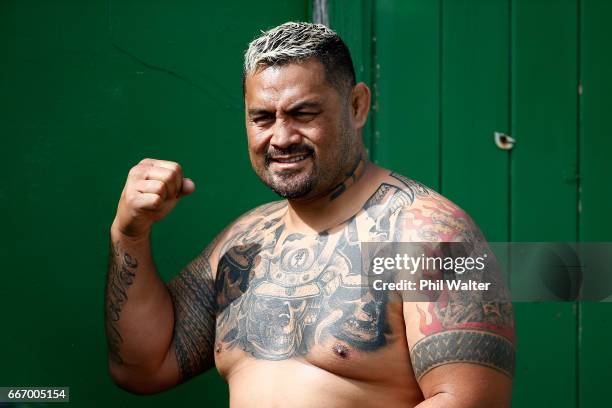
[112,158,195,238]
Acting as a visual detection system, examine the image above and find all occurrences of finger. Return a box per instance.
[134,179,167,201]
[179,177,196,197]
[138,157,181,169]
[138,157,156,166]
[152,161,183,197]
[143,166,178,198]
[132,192,163,211]
[152,159,182,170]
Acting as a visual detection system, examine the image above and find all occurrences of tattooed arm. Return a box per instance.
[166,237,220,382]
[105,158,220,393]
[395,185,515,407]
[106,228,222,394]
[106,230,178,393]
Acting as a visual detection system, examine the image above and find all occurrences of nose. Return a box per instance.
[270,119,302,149]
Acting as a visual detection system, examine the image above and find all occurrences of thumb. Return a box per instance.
[180,177,196,197]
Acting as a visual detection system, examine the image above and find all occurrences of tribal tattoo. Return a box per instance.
[167,239,218,381]
[410,295,515,380]
[105,241,138,364]
[411,330,515,379]
[329,155,366,201]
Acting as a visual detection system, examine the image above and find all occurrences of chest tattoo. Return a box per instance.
[214,184,412,360]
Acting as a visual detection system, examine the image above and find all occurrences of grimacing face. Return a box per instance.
[243,58,358,200]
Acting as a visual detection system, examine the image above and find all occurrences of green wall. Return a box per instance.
[365,0,612,406]
[0,1,308,406]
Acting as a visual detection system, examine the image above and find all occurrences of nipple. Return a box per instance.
[332,343,351,359]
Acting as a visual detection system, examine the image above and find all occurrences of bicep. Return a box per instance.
[413,362,513,408]
[399,196,515,405]
[165,246,218,382]
[109,247,218,394]
[404,300,515,406]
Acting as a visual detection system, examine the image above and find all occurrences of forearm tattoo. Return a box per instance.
[167,243,217,381]
[105,241,138,364]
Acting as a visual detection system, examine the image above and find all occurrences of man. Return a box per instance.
[105,22,515,407]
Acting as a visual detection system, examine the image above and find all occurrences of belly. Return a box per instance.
[222,358,423,408]
[215,328,423,408]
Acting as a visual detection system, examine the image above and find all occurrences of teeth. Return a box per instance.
[276,155,307,163]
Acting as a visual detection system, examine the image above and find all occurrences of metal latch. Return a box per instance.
[494,132,516,150]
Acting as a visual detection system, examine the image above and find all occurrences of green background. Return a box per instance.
[1,0,610,407]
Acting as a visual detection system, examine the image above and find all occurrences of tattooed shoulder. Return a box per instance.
[386,172,516,380]
[384,172,484,242]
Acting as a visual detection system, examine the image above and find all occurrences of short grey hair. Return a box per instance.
[242,22,356,94]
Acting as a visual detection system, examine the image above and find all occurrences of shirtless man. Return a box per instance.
[105,22,515,407]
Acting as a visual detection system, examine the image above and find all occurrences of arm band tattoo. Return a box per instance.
[410,330,515,380]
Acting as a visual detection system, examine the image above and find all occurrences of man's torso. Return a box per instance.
[211,170,449,407]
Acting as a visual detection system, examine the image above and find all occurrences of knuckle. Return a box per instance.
[151,194,163,208]
[162,171,175,185]
[152,180,166,196]
[129,164,148,179]
[128,166,139,177]
[126,192,139,207]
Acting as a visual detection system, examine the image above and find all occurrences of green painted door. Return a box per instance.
[366,0,611,406]
[578,1,612,407]
[511,1,578,406]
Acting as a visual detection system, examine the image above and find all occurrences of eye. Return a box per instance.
[251,114,275,125]
[290,300,305,309]
[294,111,318,121]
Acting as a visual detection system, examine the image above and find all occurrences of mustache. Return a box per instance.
[265,145,315,164]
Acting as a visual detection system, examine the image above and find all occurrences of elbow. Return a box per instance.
[108,356,176,395]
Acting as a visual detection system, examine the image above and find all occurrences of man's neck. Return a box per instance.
[284,154,378,233]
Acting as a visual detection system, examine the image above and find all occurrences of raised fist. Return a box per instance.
[112,158,195,238]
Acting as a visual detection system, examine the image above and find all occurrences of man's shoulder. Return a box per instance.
[217,200,286,244]
[200,200,287,271]
[379,171,483,242]
[224,200,288,238]
[238,200,288,222]
[378,171,449,211]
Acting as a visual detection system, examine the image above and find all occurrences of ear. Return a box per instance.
[350,82,371,129]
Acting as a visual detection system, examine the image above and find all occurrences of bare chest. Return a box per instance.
[212,217,412,381]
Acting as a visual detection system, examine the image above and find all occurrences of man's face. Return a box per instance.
[244,59,355,200]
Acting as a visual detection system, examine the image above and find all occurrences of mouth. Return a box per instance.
[270,153,311,163]
[268,153,312,170]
